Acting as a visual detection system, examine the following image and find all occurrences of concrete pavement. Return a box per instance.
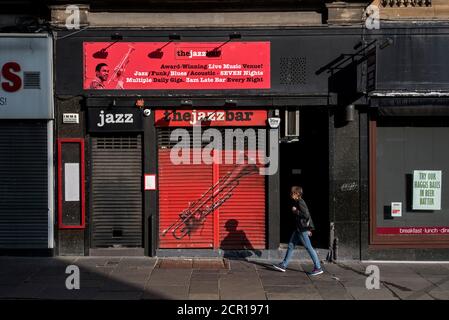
[0,257,449,300]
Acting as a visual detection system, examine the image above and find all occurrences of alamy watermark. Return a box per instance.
[169,125,279,176]
[365,4,380,30]
[65,265,80,290]
[65,5,80,30]
[365,265,380,290]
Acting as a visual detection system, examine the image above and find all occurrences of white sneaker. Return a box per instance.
[272,264,286,272]
[307,268,324,276]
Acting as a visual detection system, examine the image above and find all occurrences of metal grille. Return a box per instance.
[91,135,143,248]
[280,57,306,85]
[96,136,139,149]
[23,72,41,89]
[0,122,48,249]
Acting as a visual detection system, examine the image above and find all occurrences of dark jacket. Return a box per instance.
[293,198,315,232]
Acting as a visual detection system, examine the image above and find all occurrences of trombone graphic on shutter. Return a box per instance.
[161,160,259,240]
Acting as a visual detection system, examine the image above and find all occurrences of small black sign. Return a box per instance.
[87,107,143,132]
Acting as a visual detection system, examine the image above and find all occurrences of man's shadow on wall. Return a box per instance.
[220,219,262,259]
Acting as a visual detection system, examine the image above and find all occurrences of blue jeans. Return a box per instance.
[281,230,321,270]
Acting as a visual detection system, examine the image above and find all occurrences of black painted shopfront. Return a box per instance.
[363,24,449,260]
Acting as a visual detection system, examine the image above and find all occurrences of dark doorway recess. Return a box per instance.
[279,108,330,249]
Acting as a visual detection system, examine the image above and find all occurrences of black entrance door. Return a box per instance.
[90,135,143,248]
[279,109,329,249]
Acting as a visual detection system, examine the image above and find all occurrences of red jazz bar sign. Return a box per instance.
[83,42,270,90]
[154,110,268,127]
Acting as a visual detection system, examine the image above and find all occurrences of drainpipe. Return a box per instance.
[326,222,336,263]
[333,237,338,261]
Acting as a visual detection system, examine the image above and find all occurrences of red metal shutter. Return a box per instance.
[218,152,266,250]
[157,129,266,250]
[158,148,214,248]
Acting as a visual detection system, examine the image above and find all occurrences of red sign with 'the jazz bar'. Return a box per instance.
[83,42,270,90]
[154,110,268,127]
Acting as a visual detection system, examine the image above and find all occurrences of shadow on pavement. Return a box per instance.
[0,256,170,300]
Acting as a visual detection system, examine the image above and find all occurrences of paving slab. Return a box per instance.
[427,289,449,300]
[405,293,435,300]
[259,275,313,287]
[0,276,30,286]
[316,288,354,300]
[413,265,449,275]
[433,278,449,290]
[263,285,319,294]
[143,285,189,300]
[193,259,228,270]
[75,271,110,281]
[85,266,115,277]
[339,278,375,288]
[32,265,71,276]
[189,280,219,295]
[95,291,144,300]
[77,279,106,288]
[189,293,220,300]
[5,283,46,299]
[361,263,415,275]
[223,273,260,281]
[345,287,398,300]
[100,280,146,292]
[109,269,151,277]
[157,259,194,269]
[147,269,192,286]
[38,286,99,300]
[228,260,258,271]
[382,283,421,300]
[267,292,322,300]
[220,290,267,300]
[117,258,157,267]
[311,280,345,290]
[22,276,67,286]
[190,272,222,281]
[381,276,434,291]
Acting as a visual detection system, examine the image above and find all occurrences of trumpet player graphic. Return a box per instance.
[90,45,135,90]
[89,63,109,89]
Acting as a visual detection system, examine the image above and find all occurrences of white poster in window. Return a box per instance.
[391,202,402,217]
[413,170,442,210]
[65,163,80,202]
[145,174,156,190]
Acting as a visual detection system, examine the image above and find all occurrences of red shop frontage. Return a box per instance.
[155,109,267,252]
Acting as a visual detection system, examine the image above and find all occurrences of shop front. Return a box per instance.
[368,98,449,253]
[363,25,449,260]
[87,107,145,252]
[55,28,362,257]
[0,34,54,254]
